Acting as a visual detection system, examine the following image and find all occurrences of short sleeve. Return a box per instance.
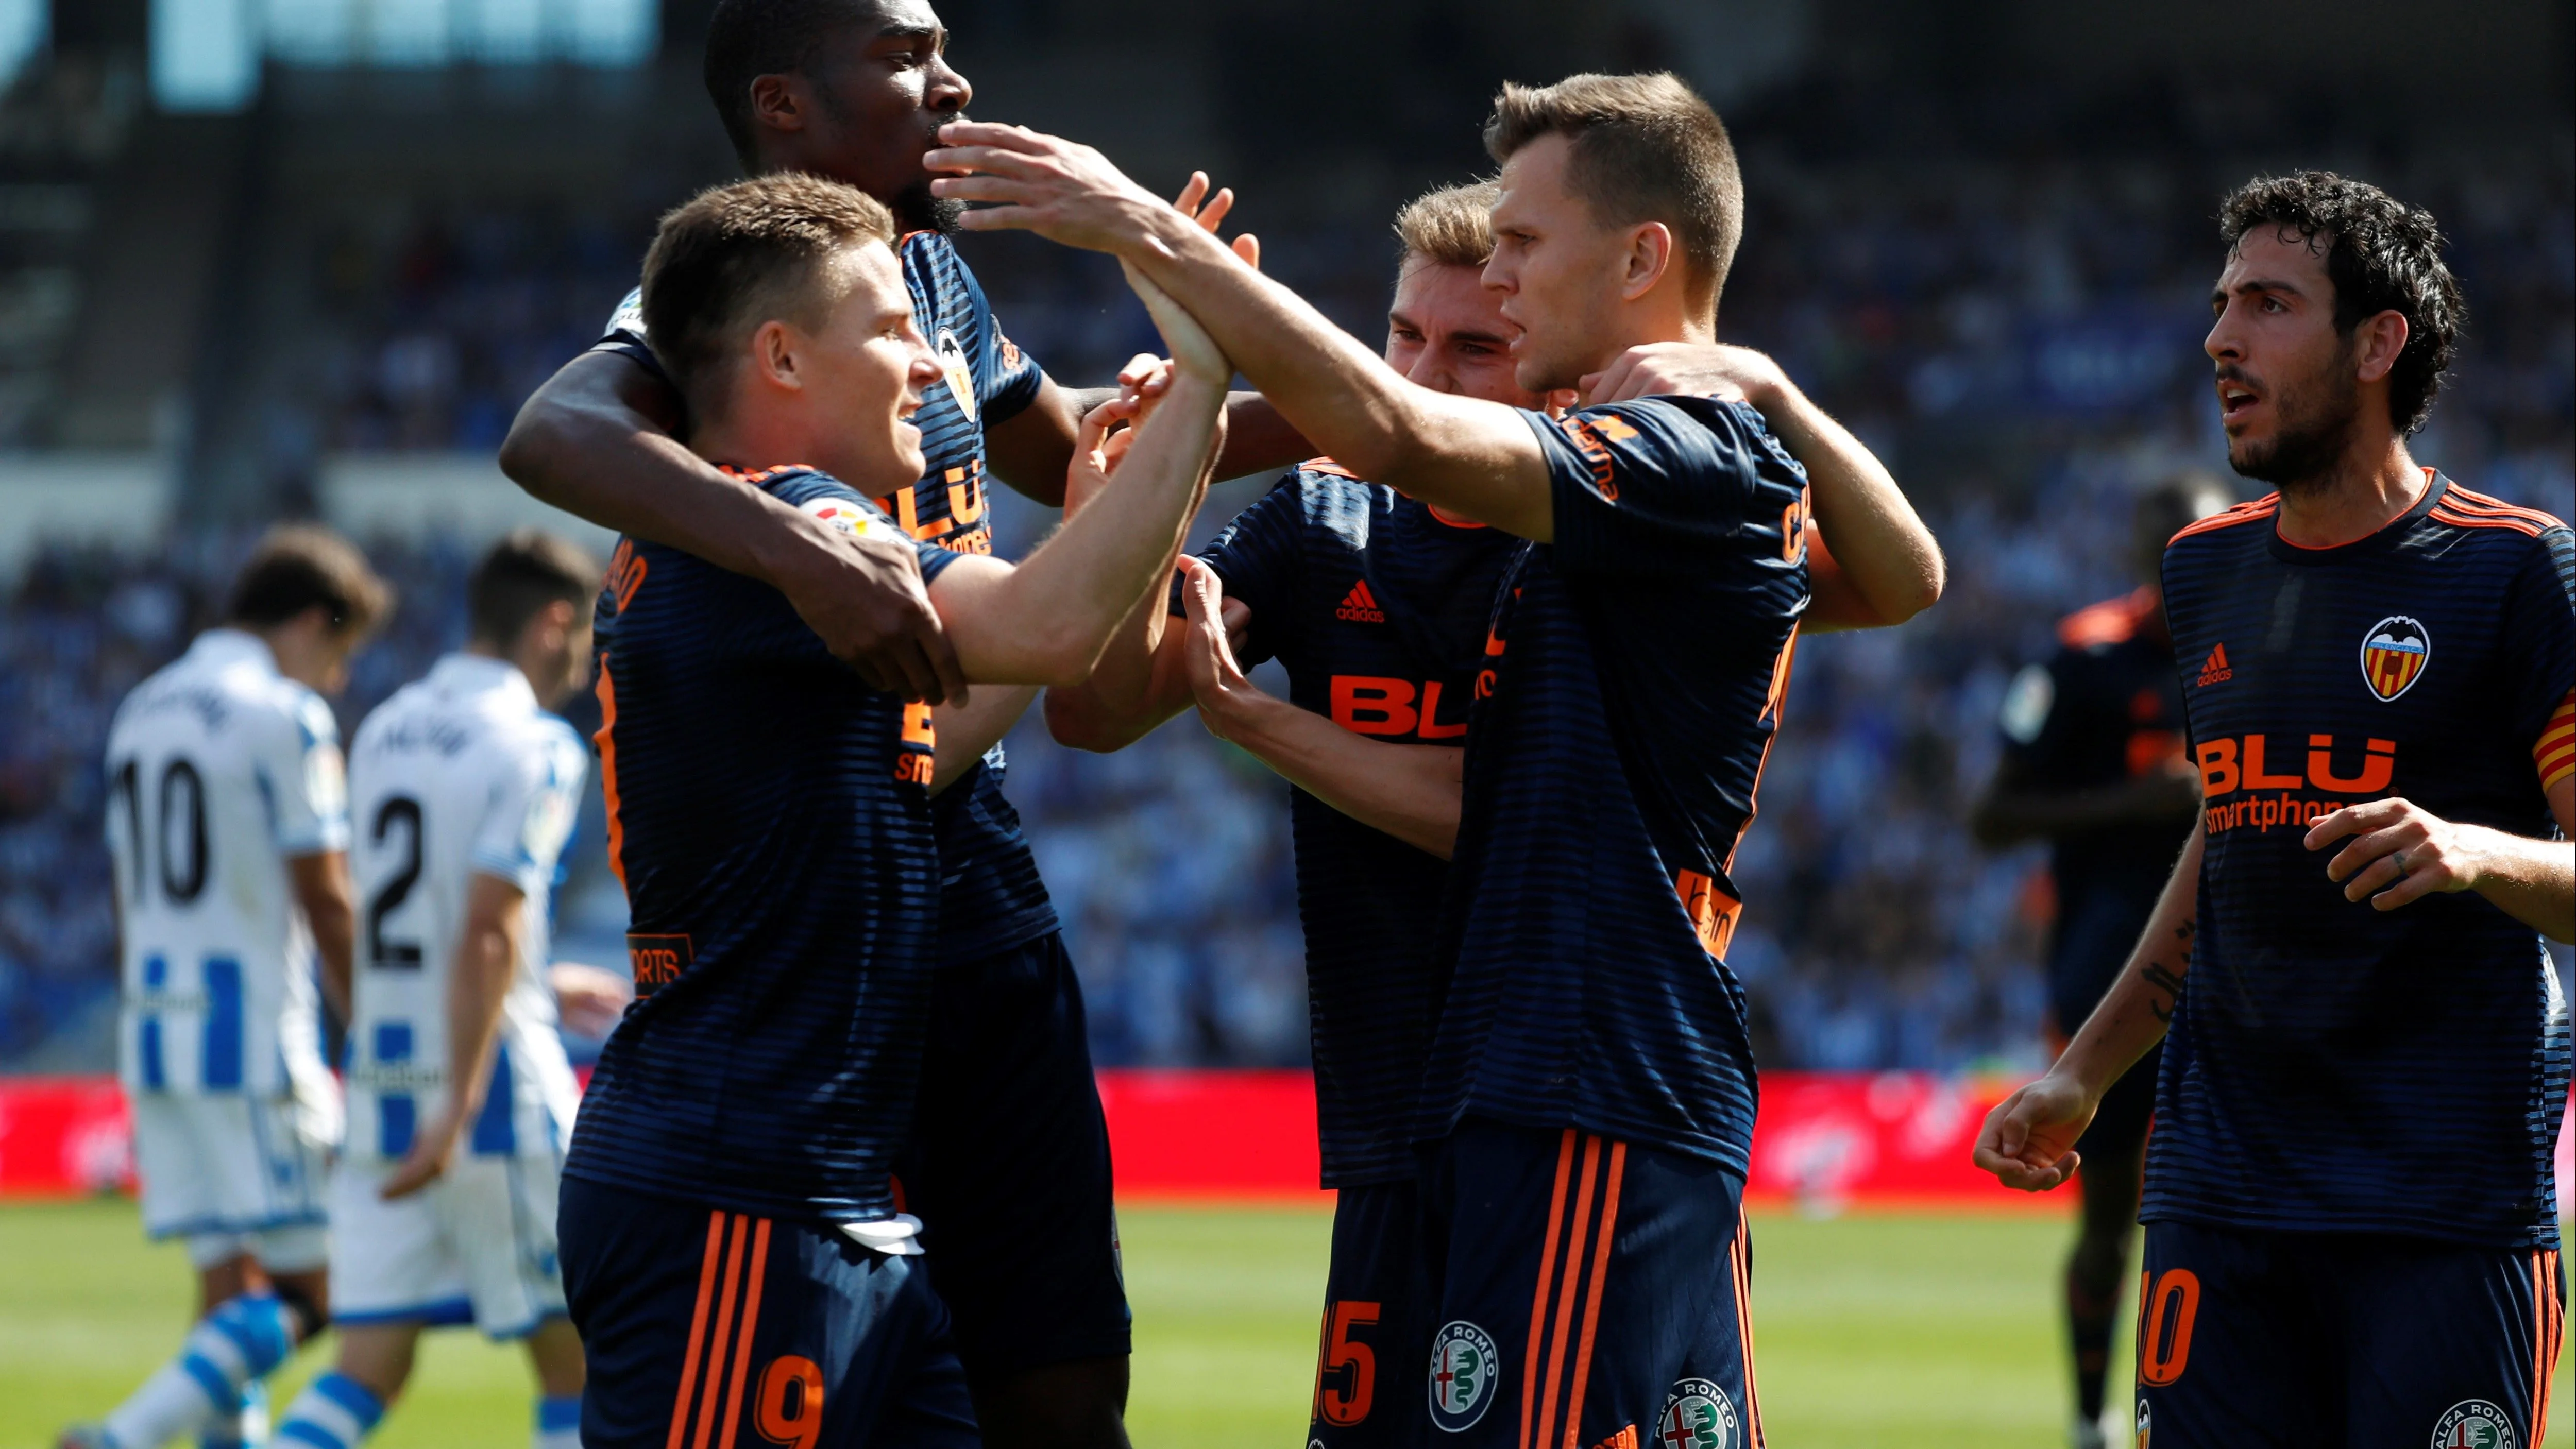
[1524,398,1805,577]
[1180,472,1312,668]
[471,728,590,896]
[587,285,666,381]
[2508,527,2576,791]
[268,692,351,856]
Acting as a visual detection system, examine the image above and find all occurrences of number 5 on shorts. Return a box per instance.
[1314,1300,1381,1427]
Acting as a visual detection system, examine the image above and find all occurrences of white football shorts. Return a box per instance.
[328,1149,568,1339]
[130,1088,337,1272]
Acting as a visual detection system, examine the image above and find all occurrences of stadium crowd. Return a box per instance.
[3,90,2567,1077]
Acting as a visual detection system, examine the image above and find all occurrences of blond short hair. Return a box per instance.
[1393,180,1501,270]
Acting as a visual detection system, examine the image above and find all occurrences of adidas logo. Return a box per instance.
[1335,580,1386,623]
[2196,642,2233,687]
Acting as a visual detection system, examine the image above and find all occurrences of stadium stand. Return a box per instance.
[0,11,2566,1078]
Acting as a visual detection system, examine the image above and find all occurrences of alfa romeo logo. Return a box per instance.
[2431,1401,2516,1449]
[1427,1321,1499,1432]
[1654,1377,1738,1449]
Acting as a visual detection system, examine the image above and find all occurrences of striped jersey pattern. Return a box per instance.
[566,468,962,1222]
[591,230,1054,965]
[2148,472,2576,1248]
[1189,464,1521,1186]
[1424,398,1810,1174]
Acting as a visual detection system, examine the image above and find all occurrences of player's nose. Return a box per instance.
[929,55,971,111]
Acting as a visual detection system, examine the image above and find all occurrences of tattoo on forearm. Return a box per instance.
[2139,918,2195,1024]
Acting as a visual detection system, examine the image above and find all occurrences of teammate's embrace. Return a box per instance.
[1976,173,2576,1444]
[934,71,1943,1446]
[1049,174,1937,1449]
[558,172,1226,1449]
[72,529,391,1449]
[269,532,612,1449]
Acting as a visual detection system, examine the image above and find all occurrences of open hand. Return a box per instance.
[927,122,1178,257]
[1969,1073,2096,1191]
[782,523,969,706]
[2306,796,2480,910]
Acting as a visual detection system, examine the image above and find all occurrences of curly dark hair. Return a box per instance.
[2218,171,2464,436]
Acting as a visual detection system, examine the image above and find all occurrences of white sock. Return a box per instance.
[533,1395,582,1449]
[103,1295,294,1449]
[272,1372,385,1449]
[197,1378,266,1448]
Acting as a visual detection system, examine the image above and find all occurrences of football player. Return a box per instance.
[1976,172,2575,1445]
[73,529,391,1449]
[557,173,1227,1449]
[931,70,1945,1446]
[497,8,1297,1438]
[269,531,620,1449]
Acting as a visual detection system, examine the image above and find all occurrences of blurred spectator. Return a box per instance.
[4,81,2568,1075]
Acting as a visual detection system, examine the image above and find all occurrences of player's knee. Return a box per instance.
[267,1273,329,1344]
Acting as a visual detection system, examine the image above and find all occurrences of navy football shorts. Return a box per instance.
[558,1177,977,1449]
[1310,1177,1435,1449]
[1417,1117,1765,1449]
[2133,1220,2564,1447]
[903,931,1131,1380]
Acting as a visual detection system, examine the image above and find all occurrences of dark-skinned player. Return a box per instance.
[1971,473,2232,1449]
[497,5,1299,1444]
[562,173,1229,1449]
[1977,173,2575,1445]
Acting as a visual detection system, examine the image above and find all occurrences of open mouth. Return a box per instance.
[2218,380,2260,420]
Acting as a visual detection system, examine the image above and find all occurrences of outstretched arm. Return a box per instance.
[1176,561,1464,858]
[1973,824,2202,1191]
[1586,342,1943,629]
[499,349,968,703]
[928,126,1557,539]
[928,271,1228,687]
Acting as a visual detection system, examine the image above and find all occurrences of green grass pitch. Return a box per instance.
[1,1199,2567,1447]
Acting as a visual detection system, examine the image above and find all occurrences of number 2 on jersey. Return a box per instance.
[366,795,424,968]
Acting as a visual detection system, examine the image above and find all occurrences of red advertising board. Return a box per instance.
[8,1071,2570,1213]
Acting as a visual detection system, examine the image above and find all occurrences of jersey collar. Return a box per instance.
[428,653,538,712]
[187,627,279,675]
[2264,468,2447,566]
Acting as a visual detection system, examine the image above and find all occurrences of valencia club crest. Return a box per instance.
[2360,616,2431,702]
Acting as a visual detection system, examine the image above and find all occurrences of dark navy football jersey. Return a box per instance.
[1187,462,1521,1187]
[567,466,962,1223]
[2147,473,2576,1249]
[1422,398,1810,1175]
[1997,588,2196,1020]
[592,230,1054,965]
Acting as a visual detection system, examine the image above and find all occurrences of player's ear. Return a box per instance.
[1620,221,1675,302]
[752,320,803,393]
[747,73,810,136]
[2352,309,2409,386]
